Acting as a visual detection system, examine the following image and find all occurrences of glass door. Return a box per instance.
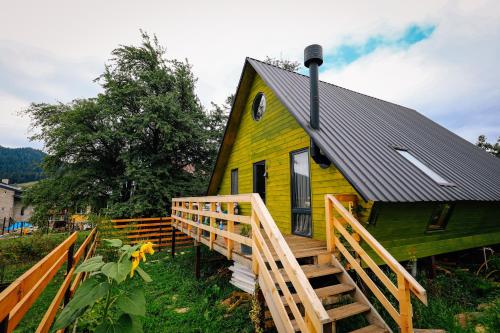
[253,161,266,203]
[291,149,312,237]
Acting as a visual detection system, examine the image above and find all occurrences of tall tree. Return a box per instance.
[23,32,217,223]
[476,135,500,157]
[264,56,301,72]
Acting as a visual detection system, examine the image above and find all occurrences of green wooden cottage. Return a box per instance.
[207,46,500,262]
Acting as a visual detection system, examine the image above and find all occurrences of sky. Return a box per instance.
[0,0,499,149]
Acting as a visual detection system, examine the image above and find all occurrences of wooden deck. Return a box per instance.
[174,222,328,266]
[172,194,427,333]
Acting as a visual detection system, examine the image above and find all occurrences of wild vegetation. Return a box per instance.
[476,134,500,157]
[0,231,87,284]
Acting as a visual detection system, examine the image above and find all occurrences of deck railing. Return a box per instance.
[325,194,427,333]
[172,194,332,333]
[0,228,98,333]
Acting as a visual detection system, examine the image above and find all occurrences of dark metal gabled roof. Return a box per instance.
[247,58,500,202]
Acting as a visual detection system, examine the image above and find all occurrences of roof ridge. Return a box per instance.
[246,57,418,113]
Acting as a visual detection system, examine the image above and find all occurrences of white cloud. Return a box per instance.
[322,0,500,142]
[0,92,38,148]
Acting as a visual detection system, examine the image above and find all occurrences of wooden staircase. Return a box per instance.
[275,253,389,333]
[171,194,428,333]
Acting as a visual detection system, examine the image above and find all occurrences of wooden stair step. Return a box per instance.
[279,264,341,282]
[292,248,329,259]
[349,324,387,333]
[281,283,355,304]
[327,302,371,321]
[290,302,371,332]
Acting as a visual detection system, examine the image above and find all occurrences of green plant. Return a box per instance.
[54,239,154,332]
[240,224,251,238]
[249,284,264,333]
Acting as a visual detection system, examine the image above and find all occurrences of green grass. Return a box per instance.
[412,268,500,332]
[135,247,254,333]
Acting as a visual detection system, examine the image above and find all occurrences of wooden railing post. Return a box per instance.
[187,202,193,235]
[251,208,259,275]
[197,202,202,242]
[158,217,163,252]
[397,273,413,333]
[209,202,216,250]
[325,196,334,253]
[227,202,234,259]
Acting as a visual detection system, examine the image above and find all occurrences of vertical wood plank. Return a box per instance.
[197,202,202,242]
[397,273,412,333]
[227,202,234,259]
[251,208,259,275]
[325,196,334,253]
[187,202,193,235]
[209,202,216,250]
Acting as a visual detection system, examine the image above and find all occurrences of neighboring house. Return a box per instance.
[0,179,34,227]
[208,56,500,261]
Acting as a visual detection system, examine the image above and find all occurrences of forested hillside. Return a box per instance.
[0,145,45,183]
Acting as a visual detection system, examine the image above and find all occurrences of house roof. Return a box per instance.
[0,182,22,198]
[208,58,500,202]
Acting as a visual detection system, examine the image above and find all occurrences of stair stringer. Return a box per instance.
[330,255,392,333]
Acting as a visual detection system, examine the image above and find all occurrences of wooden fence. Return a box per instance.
[0,229,98,333]
[110,217,192,250]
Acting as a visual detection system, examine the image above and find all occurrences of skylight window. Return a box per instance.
[396,149,452,186]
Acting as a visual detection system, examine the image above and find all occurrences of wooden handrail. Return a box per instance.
[325,194,427,333]
[171,194,332,333]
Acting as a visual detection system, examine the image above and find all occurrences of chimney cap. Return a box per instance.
[304,44,323,68]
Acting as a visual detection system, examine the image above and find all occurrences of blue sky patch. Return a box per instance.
[318,24,436,71]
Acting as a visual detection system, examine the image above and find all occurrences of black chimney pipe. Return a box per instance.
[304,44,323,130]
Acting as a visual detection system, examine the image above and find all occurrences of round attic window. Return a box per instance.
[252,92,266,121]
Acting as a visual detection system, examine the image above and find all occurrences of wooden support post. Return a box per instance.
[325,196,334,253]
[227,202,234,260]
[1,217,5,235]
[171,223,176,259]
[397,273,413,333]
[209,202,216,250]
[64,243,75,306]
[195,241,201,280]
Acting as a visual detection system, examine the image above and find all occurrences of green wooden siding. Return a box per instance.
[367,201,500,261]
[217,74,370,240]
